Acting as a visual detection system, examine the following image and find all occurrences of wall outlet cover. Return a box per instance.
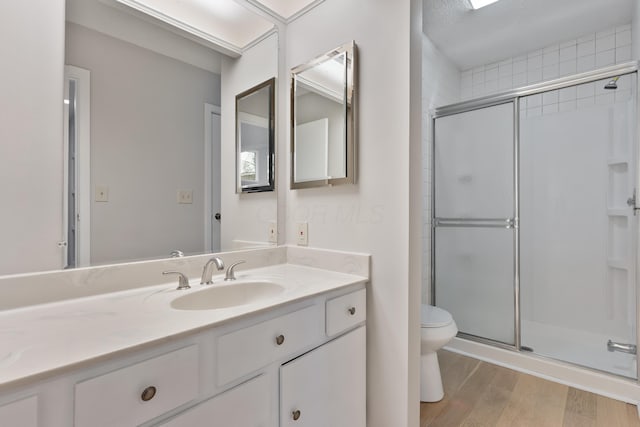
[95,185,109,202]
[177,190,193,204]
[268,221,277,243]
[296,222,308,246]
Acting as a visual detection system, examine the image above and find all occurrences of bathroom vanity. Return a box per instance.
[0,247,368,426]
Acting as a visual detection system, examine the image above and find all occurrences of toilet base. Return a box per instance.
[420,352,444,402]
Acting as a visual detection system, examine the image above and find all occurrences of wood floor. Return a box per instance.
[420,350,640,427]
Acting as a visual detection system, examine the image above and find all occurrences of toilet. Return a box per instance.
[420,304,457,402]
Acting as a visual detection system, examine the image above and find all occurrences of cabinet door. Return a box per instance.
[280,326,365,427]
[0,396,37,427]
[158,374,270,427]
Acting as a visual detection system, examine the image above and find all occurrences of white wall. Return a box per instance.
[0,0,66,275]
[221,33,278,249]
[634,2,640,60]
[421,35,461,304]
[285,1,421,425]
[66,23,221,264]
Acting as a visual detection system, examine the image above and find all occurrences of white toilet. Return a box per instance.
[420,304,457,402]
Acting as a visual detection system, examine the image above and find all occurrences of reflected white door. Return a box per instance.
[205,104,221,253]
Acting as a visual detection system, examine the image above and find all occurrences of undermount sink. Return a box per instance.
[170,281,285,310]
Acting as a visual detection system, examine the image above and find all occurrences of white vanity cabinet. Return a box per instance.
[0,396,38,427]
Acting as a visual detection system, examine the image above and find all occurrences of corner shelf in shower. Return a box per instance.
[607,208,629,217]
[607,258,628,270]
[607,158,628,166]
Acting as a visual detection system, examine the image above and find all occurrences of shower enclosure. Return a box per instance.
[431,62,639,379]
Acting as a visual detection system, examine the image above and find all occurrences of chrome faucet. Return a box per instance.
[169,250,184,258]
[163,271,190,290]
[224,260,246,281]
[201,257,225,285]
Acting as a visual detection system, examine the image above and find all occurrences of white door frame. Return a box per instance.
[64,65,91,267]
[204,103,222,253]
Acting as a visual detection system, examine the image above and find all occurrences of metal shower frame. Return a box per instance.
[430,61,640,356]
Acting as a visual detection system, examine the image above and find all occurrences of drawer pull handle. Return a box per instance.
[276,334,285,345]
[348,307,356,315]
[141,386,157,402]
[292,409,301,421]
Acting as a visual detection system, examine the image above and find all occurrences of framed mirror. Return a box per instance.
[291,41,357,189]
[236,78,276,193]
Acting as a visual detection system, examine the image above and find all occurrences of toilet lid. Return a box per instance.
[421,305,453,328]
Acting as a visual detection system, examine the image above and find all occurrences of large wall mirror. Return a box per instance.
[291,41,357,189]
[236,78,275,193]
[0,0,279,276]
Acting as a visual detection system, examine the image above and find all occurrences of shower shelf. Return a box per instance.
[607,208,630,216]
[607,259,628,270]
[607,158,629,166]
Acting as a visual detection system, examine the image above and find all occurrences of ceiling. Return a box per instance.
[423,0,635,70]
[112,0,324,56]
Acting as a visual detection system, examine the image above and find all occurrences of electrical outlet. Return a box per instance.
[177,190,193,204]
[268,221,277,243]
[296,222,308,246]
[95,185,109,202]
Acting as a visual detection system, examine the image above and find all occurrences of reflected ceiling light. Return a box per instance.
[468,0,500,9]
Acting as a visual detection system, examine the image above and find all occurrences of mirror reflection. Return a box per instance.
[236,78,275,193]
[291,41,357,189]
[0,0,278,275]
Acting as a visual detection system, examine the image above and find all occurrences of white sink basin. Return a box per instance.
[170,281,285,310]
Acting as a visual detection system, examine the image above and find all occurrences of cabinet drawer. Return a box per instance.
[0,396,38,427]
[326,288,366,337]
[217,304,323,386]
[75,345,199,427]
[158,374,270,427]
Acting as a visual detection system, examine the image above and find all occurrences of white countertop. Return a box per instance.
[0,263,367,391]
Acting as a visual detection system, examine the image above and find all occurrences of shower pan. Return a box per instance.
[431,61,639,380]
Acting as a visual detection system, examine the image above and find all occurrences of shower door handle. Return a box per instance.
[433,217,517,229]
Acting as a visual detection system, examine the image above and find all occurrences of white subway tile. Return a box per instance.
[472,85,485,97]
[527,93,542,108]
[527,68,542,84]
[513,59,527,74]
[542,90,559,105]
[577,54,595,72]
[559,60,577,76]
[616,24,632,33]
[513,72,527,87]
[577,82,595,99]
[519,97,527,109]
[485,66,499,81]
[577,33,595,43]
[595,49,615,67]
[616,30,632,47]
[528,49,543,58]
[527,55,543,69]
[577,40,595,57]
[543,64,559,80]
[528,106,542,117]
[559,86,577,102]
[559,45,577,61]
[615,89,633,103]
[499,76,512,90]
[559,100,576,112]
[461,69,472,79]
[499,62,513,77]
[595,93,615,106]
[559,39,577,49]
[461,73,473,88]
[616,45,632,63]
[543,103,559,115]
[577,97,595,109]
[595,34,615,52]
[543,44,559,54]
[472,70,485,85]
[543,50,559,65]
[485,79,498,94]
[596,28,615,38]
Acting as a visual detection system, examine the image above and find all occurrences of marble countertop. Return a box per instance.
[0,263,367,391]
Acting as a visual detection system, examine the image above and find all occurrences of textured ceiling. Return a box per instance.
[423,0,635,70]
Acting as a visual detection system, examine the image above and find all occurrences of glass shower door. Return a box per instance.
[433,102,517,346]
[519,74,638,378]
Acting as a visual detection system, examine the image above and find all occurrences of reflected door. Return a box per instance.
[433,102,517,346]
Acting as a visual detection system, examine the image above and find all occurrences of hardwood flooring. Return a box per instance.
[420,350,640,427]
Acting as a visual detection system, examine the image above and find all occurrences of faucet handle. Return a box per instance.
[163,271,190,290]
[224,260,246,281]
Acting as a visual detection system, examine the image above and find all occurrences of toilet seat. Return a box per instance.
[421,305,453,328]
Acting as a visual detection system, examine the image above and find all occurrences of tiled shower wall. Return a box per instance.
[460,24,634,116]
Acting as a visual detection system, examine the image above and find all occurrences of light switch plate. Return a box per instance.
[95,185,109,202]
[177,190,193,204]
[268,221,277,243]
[296,222,308,246]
